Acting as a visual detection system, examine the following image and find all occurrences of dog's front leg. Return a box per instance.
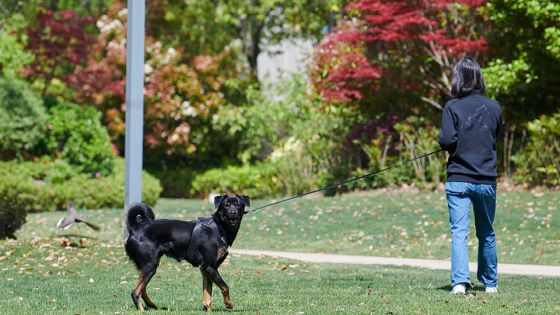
[201,270,213,311]
[203,266,233,309]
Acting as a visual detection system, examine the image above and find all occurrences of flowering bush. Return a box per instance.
[68,3,242,156]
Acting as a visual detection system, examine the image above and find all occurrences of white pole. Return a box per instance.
[124,0,145,206]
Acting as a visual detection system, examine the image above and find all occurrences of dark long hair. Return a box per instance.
[451,57,485,98]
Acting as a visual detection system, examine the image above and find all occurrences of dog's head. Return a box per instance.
[214,194,250,228]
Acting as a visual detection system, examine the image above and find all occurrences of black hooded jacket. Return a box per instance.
[438,91,501,184]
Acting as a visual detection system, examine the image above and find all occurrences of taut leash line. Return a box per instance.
[245,148,443,214]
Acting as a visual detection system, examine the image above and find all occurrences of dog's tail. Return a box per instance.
[126,203,155,234]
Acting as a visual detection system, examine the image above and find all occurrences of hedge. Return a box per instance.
[0,158,162,213]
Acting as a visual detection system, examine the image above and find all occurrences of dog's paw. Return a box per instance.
[203,304,212,312]
[225,300,233,309]
[145,304,157,310]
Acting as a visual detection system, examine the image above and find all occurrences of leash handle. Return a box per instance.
[245,148,443,214]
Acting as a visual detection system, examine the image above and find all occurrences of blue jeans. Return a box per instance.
[446,181,497,288]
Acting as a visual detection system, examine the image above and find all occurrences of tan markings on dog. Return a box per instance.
[218,284,233,309]
[133,273,145,311]
[217,246,228,261]
[202,272,213,312]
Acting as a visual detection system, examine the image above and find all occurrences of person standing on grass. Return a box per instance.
[438,57,501,295]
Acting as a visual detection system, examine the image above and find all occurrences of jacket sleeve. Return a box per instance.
[438,103,458,152]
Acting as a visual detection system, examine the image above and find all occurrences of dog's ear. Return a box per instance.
[213,195,227,209]
[237,195,250,207]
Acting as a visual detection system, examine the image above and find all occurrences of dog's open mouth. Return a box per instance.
[227,217,239,225]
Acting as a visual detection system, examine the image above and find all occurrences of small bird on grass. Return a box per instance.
[56,202,100,231]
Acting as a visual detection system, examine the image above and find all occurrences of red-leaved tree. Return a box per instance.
[24,6,94,97]
[310,0,488,110]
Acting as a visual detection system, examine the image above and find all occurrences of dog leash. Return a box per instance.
[245,148,444,214]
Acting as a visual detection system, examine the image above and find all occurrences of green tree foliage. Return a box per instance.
[485,0,560,123]
[0,75,48,159]
[1,0,558,194]
[147,0,343,75]
[0,14,33,76]
[196,75,359,197]
[483,57,535,99]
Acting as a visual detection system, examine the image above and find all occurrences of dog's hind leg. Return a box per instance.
[131,272,147,311]
[203,266,233,309]
[201,270,213,311]
[131,266,158,311]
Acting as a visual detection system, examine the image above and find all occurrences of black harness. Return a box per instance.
[185,216,229,266]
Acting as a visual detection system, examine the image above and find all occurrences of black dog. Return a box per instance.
[124,194,249,311]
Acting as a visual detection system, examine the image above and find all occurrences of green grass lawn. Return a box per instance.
[1,242,559,314]
[1,190,559,314]
[235,190,560,265]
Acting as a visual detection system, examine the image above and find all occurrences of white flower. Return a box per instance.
[181,101,197,117]
[97,16,123,34]
[117,8,128,17]
[96,15,108,29]
[144,63,153,75]
[167,47,177,58]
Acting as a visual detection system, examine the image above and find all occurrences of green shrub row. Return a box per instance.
[151,166,197,198]
[0,157,162,237]
[191,162,281,198]
[0,158,161,234]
